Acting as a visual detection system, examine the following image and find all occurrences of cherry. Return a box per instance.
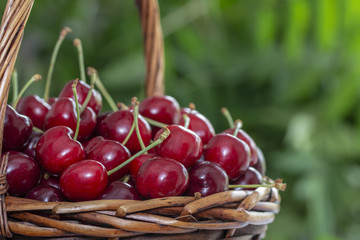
[224,128,258,166]
[2,105,33,152]
[253,147,266,177]
[230,167,262,191]
[26,185,65,202]
[16,95,51,130]
[60,160,108,201]
[136,156,189,199]
[58,79,102,115]
[179,107,215,145]
[204,133,250,181]
[154,125,202,168]
[36,126,85,175]
[85,136,131,183]
[4,151,40,196]
[128,153,156,180]
[38,174,61,190]
[185,161,229,197]
[97,181,140,200]
[22,131,42,159]
[98,109,151,153]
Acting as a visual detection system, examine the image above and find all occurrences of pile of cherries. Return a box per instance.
[1,29,271,203]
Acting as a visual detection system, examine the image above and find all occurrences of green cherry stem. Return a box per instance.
[121,120,135,146]
[229,179,287,192]
[32,126,44,133]
[11,69,18,104]
[221,107,235,129]
[132,98,146,151]
[12,74,42,109]
[44,27,72,102]
[182,114,190,129]
[74,38,86,83]
[80,67,97,113]
[71,79,81,141]
[233,119,243,136]
[143,117,167,128]
[108,128,170,176]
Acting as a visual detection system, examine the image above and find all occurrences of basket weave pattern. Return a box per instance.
[0,0,281,239]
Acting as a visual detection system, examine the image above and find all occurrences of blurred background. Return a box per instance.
[2,0,360,239]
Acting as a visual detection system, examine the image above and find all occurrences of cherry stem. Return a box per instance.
[221,107,235,129]
[80,68,97,113]
[188,102,196,110]
[108,128,170,176]
[132,98,146,152]
[229,179,287,192]
[143,117,167,128]
[11,69,18,104]
[74,38,86,83]
[117,102,129,110]
[122,121,135,146]
[91,69,117,112]
[12,74,42,109]
[44,27,72,102]
[32,126,44,133]
[182,114,190,129]
[71,79,81,141]
[233,119,243,136]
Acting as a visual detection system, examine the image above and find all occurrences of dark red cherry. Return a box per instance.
[98,109,151,153]
[204,133,250,181]
[22,131,42,159]
[16,95,51,130]
[179,108,215,145]
[154,125,202,168]
[230,167,262,191]
[186,161,228,197]
[38,174,61,190]
[26,185,65,202]
[2,105,33,152]
[36,126,85,175]
[253,147,266,177]
[85,136,131,182]
[97,181,140,200]
[58,79,102,115]
[48,97,58,106]
[136,157,189,199]
[4,151,40,196]
[94,111,111,136]
[60,160,108,201]
[128,153,156,180]
[224,128,258,166]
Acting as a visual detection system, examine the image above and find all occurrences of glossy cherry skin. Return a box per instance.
[224,128,258,166]
[204,133,250,181]
[98,109,152,153]
[60,160,108,201]
[26,185,65,202]
[36,126,85,175]
[128,153,156,180]
[58,79,102,115]
[16,95,51,130]
[38,174,61,190]
[186,161,228,197]
[22,131,42,159]
[4,151,40,196]
[179,108,215,145]
[85,136,131,182]
[230,167,262,191]
[253,147,266,177]
[154,125,203,168]
[2,105,33,152]
[136,157,189,199]
[97,181,140,200]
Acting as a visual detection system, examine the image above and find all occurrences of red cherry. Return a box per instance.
[128,153,156,180]
[204,133,250,181]
[16,95,51,130]
[85,136,131,182]
[4,151,40,196]
[97,181,140,200]
[26,185,65,202]
[2,105,33,152]
[136,157,189,199]
[154,125,202,168]
[179,107,215,145]
[60,160,108,201]
[22,131,42,159]
[58,79,102,115]
[98,109,151,153]
[36,126,85,175]
[186,161,229,197]
[224,128,258,166]
[230,167,262,191]
[38,174,61,190]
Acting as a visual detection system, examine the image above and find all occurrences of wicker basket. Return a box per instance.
[0,0,282,239]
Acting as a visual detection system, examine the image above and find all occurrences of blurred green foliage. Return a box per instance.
[2,0,360,239]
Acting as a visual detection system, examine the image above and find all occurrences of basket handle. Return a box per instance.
[136,0,165,97]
